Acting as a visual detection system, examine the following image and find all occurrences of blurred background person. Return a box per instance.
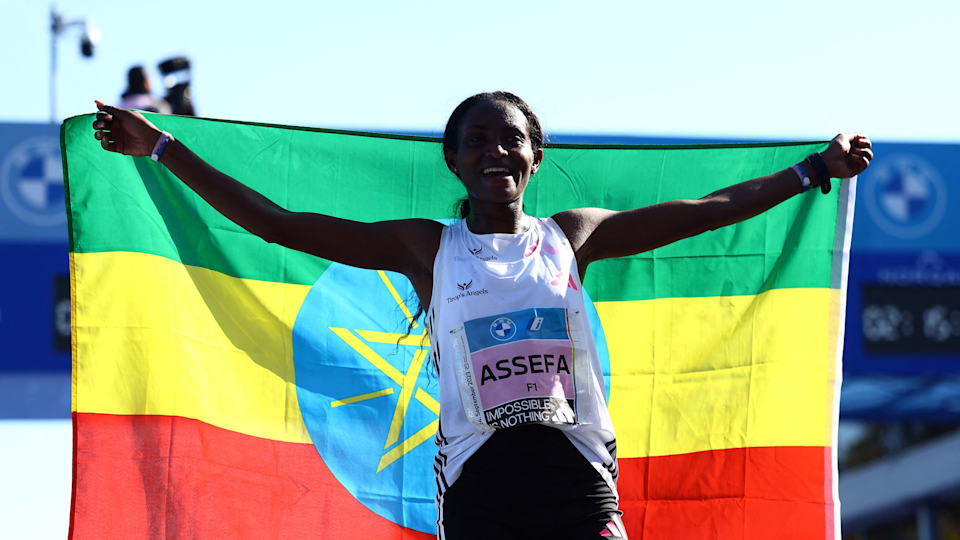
[119,65,171,114]
[158,56,196,116]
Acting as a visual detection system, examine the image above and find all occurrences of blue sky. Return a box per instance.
[2,1,958,141]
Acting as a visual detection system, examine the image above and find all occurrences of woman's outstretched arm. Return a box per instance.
[553,133,873,274]
[92,102,441,277]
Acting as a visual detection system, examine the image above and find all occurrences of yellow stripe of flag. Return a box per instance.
[72,250,312,444]
[73,250,836,454]
[599,288,838,458]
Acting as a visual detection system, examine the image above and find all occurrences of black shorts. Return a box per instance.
[439,424,625,540]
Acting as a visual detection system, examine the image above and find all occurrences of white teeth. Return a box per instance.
[483,167,510,174]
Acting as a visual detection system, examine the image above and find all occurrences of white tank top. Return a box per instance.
[427,217,619,502]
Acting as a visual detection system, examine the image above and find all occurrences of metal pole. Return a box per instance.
[917,503,938,540]
[48,8,98,124]
[50,6,57,124]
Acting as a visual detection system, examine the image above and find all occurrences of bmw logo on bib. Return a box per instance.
[490,317,517,341]
[292,262,611,533]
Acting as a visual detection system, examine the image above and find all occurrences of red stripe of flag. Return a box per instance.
[619,446,832,539]
[70,412,432,539]
[71,412,831,539]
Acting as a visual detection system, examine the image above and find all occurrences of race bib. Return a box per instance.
[452,308,581,430]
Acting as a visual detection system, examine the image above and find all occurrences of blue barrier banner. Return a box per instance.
[853,143,958,252]
[0,123,66,242]
[846,253,960,373]
[0,123,71,418]
[844,143,960,378]
[0,243,71,372]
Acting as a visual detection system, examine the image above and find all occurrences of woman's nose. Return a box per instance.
[486,143,508,157]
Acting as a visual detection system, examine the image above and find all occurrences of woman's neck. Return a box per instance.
[465,198,529,234]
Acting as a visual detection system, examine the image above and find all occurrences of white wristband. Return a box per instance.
[790,163,812,192]
[150,131,173,162]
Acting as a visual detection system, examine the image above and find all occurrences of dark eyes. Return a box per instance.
[463,131,525,147]
[465,134,484,145]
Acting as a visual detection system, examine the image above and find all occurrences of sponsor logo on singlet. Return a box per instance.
[489,317,517,341]
[467,245,498,261]
[446,278,488,303]
[551,271,579,290]
[523,237,539,257]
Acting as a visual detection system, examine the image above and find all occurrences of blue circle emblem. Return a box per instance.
[0,137,65,226]
[489,317,517,341]
[292,263,610,533]
[864,154,946,239]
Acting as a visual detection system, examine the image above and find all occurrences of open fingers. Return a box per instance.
[92,119,113,150]
[93,101,125,154]
[93,105,114,147]
[95,100,122,116]
[93,127,121,154]
[101,140,121,153]
[99,135,118,152]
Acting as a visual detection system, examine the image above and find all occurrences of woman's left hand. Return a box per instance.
[822,133,874,178]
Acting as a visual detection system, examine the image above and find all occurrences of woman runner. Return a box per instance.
[92,92,872,539]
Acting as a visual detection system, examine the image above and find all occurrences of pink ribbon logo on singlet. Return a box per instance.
[551,272,579,290]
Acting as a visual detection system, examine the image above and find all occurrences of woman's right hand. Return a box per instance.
[92,100,163,156]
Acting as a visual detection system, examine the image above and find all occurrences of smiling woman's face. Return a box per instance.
[446,101,543,206]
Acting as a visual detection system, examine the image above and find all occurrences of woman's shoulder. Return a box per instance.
[547,207,615,256]
[547,208,590,241]
[382,218,445,270]
[384,217,448,228]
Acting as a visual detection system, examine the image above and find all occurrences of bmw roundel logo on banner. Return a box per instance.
[291,262,610,533]
[863,154,947,239]
[0,137,65,227]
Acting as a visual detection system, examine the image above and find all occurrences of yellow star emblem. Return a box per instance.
[327,271,439,473]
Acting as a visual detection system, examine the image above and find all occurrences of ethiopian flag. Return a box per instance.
[62,113,852,539]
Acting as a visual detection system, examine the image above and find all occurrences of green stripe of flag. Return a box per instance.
[62,114,832,301]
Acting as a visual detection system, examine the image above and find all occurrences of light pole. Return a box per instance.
[50,5,100,123]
